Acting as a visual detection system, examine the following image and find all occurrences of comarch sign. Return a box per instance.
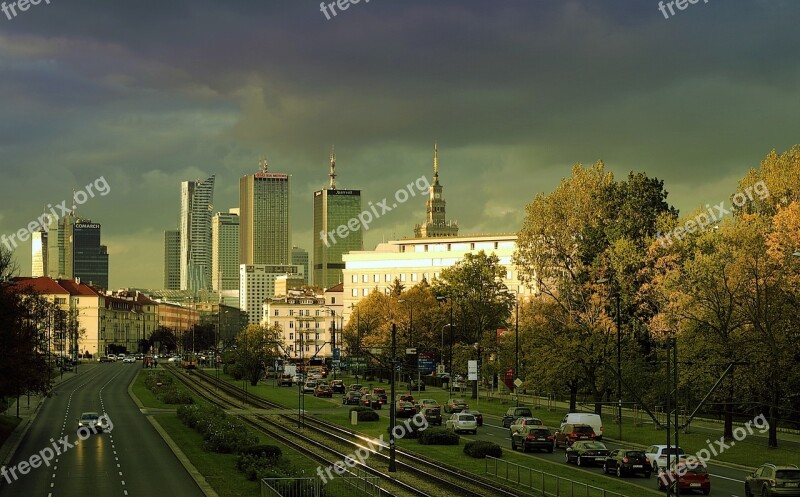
[75,223,101,229]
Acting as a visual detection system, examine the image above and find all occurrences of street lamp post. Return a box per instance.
[598,278,623,440]
[515,295,520,407]
[389,323,397,472]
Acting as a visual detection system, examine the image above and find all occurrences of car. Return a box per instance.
[348,383,363,392]
[554,423,596,448]
[342,391,362,405]
[603,449,652,478]
[511,426,554,453]
[330,380,346,393]
[135,353,144,360]
[657,460,711,495]
[77,412,107,434]
[292,374,305,384]
[117,354,126,361]
[279,374,294,386]
[417,398,440,409]
[565,440,610,466]
[99,356,113,363]
[645,445,687,473]
[422,406,442,426]
[502,406,534,428]
[560,412,605,441]
[302,381,318,394]
[371,387,388,404]
[314,384,333,398]
[463,409,483,426]
[745,464,800,497]
[446,413,478,434]
[395,401,417,418]
[361,394,383,409]
[122,356,135,363]
[396,393,415,404]
[444,398,469,414]
[509,416,543,434]
[409,379,426,391]
[167,356,181,363]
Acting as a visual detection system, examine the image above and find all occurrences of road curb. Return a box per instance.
[128,370,219,497]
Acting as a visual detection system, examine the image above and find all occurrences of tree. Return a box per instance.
[235,324,284,386]
[148,326,178,354]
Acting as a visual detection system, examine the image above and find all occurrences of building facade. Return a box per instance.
[32,229,48,277]
[239,263,303,325]
[212,210,240,291]
[414,144,459,238]
[180,176,216,292]
[263,291,334,359]
[163,229,181,290]
[291,246,310,286]
[46,215,109,289]
[239,160,291,266]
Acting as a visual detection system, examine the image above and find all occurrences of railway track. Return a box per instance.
[165,366,527,497]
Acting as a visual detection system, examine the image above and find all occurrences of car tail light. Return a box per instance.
[527,434,535,440]
[645,457,650,463]
[622,457,629,463]
[586,451,595,456]
[547,436,554,441]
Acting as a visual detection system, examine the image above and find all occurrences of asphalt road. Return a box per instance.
[0,363,204,497]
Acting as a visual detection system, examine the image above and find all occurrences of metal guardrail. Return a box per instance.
[485,456,630,497]
[261,469,383,497]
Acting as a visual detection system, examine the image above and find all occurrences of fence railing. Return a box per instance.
[261,468,383,497]
[485,456,630,497]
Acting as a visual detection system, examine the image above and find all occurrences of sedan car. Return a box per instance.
[342,391,363,405]
[657,461,710,495]
[509,416,543,434]
[604,449,652,478]
[446,413,478,434]
[502,406,533,428]
[313,384,333,398]
[371,387,388,404]
[348,383,363,392]
[444,398,469,414]
[463,409,483,426]
[77,412,107,434]
[302,381,318,394]
[395,401,417,418]
[554,423,596,448]
[744,463,800,497]
[565,441,610,466]
[417,398,440,409]
[361,394,383,409]
[511,426,554,453]
[330,380,346,393]
[422,406,442,426]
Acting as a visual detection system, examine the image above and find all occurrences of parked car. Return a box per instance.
[395,401,417,418]
[330,380,345,393]
[463,409,483,426]
[99,356,114,363]
[371,387,388,404]
[343,391,362,405]
[502,407,534,428]
[361,394,383,409]
[744,463,800,497]
[314,384,333,398]
[444,398,469,414]
[509,416,543,434]
[560,412,605,441]
[446,413,478,434]
[422,406,442,426]
[565,441,610,466]
[657,461,710,495]
[645,445,687,473]
[511,426,554,453]
[603,449,652,478]
[554,423,596,448]
[279,374,294,387]
[409,379,426,391]
[302,381,318,394]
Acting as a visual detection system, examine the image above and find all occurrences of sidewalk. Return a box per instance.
[0,364,94,467]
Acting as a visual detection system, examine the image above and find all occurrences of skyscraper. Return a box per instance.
[164,229,180,290]
[180,176,216,292]
[47,211,74,279]
[291,246,309,286]
[46,214,109,289]
[32,229,48,277]
[212,209,240,291]
[239,160,290,266]
[313,148,363,289]
[414,143,459,238]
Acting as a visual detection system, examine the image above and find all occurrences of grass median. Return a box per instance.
[0,415,21,446]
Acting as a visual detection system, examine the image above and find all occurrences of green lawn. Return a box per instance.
[0,415,21,446]
[131,369,206,409]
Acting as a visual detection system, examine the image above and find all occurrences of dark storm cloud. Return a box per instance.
[1,0,799,287]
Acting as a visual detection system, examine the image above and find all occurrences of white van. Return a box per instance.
[560,413,604,440]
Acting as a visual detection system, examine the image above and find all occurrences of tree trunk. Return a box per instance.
[769,399,779,448]
[723,379,733,440]
[569,383,578,411]
[594,390,604,415]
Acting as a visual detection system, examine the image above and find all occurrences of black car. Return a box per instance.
[565,441,610,466]
[330,380,345,393]
[603,449,652,478]
[422,407,442,426]
[511,426,554,453]
[463,409,483,426]
[361,394,383,409]
[409,379,426,391]
[502,406,533,428]
[343,391,362,405]
[371,387,388,404]
[395,401,417,418]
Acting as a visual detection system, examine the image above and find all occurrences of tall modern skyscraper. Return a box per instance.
[212,209,240,291]
[291,246,309,286]
[164,229,181,290]
[32,229,48,277]
[414,144,459,238]
[180,176,216,292]
[239,160,290,266]
[313,148,363,290]
[46,214,109,288]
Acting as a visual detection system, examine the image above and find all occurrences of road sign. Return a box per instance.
[333,348,340,360]
[468,360,478,381]
[406,348,417,355]
[514,378,523,388]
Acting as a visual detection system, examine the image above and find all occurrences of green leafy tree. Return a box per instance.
[235,324,284,386]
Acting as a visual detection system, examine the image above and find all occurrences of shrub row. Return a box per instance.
[176,404,257,453]
[144,371,193,405]
[463,440,503,458]
[418,428,460,445]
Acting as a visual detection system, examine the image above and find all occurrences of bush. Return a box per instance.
[224,362,245,380]
[418,428,459,445]
[157,386,193,405]
[236,446,286,481]
[464,440,503,458]
[238,444,282,459]
[144,371,174,389]
[349,406,379,421]
[177,404,256,453]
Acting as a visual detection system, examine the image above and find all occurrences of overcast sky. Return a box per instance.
[1,0,799,288]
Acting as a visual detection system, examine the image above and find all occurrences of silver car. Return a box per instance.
[77,412,107,433]
[446,413,478,434]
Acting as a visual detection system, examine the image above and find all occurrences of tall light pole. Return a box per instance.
[388,323,397,472]
[350,303,361,383]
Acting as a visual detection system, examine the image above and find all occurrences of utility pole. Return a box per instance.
[389,323,397,472]
[515,295,519,407]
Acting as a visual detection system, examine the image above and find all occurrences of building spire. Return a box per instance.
[259,157,269,173]
[433,142,440,185]
[329,145,337,189]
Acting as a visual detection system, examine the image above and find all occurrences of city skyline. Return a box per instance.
[2,1,800,289]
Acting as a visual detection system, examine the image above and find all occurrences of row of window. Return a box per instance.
[271,309,331,317]
[286,321,320,329]
[352,272,435,284]
[288,333,321,340]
